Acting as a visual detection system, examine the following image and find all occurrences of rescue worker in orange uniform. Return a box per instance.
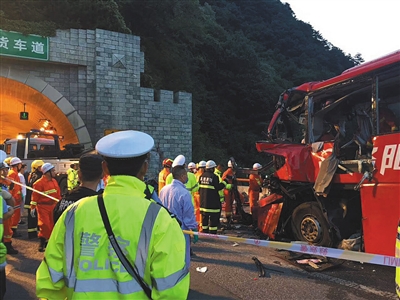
[194,160,206,230]
[0,160,18,254]
[158,158,173,194]
[31,163,61,252]
[7,157,23,237]
[248,163,263,223]
[222,160,236,225]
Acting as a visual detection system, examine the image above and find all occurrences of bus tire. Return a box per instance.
[291,202,333,247]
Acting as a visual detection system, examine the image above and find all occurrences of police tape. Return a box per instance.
[1,175,60,202]
[182,230,399,268]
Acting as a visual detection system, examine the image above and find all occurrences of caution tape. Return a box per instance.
[1,175,59,202]
[182,230,400,268]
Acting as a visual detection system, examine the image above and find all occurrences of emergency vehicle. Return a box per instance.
[256,50,400,256]
[1,129,86,194]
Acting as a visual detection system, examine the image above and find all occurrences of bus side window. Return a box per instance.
[379,102,399,134]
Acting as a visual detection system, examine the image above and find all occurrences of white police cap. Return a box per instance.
[96,130,154,158]
[172,154,185,168]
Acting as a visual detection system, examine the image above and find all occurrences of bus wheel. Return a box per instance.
[291,202,332,247]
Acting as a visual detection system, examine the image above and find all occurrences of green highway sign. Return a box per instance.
[0,29,49,61]
[20,112,29,120]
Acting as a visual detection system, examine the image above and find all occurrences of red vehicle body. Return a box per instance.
[256,50,400,256]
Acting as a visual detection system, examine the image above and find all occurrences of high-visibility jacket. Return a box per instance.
[214,169,231,202]
[8,168,22,228]
[67,168,78,190]
[0,195,6,269]
[36,175,189,300]
[222,168,235,216]
[166,172,198,206]
[31,177,61,239]
[396,221,400,298]
[248,173,262,213]
[158,168,170,194]
[199,170,226,212]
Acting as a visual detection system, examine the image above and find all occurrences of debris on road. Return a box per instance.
[232,242,239,247]
[196,267,208,273]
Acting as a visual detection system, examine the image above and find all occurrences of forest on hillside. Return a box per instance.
[0,0,364,166]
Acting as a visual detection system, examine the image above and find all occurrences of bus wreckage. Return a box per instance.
[255,50,400,256]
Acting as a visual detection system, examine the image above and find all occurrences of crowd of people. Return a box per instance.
[0,129,264,299]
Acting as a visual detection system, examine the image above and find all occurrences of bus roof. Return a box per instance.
[294,50,400,93]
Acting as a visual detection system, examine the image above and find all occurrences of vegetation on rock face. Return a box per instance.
[0,0,364,166]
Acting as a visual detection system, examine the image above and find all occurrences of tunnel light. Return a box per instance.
[17,134,24,139]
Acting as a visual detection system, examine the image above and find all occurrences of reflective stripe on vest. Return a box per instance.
[199,184,215,190]
[200,208,220,213]
[187,182,198,192]
[60,201,188,294]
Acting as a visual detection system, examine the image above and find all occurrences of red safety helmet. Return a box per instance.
[163,158,173,168]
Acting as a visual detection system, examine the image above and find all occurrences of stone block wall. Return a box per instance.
[0,28,192,178]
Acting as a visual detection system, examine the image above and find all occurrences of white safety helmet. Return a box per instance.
[228,159,237,168]
[253,163,262,170]
[188,162,196,170]
[10,157,22,166]
[206,160,217,169]
[41,163,55,174]
[198,160,206,168]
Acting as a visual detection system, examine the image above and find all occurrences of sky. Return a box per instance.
[282,0,400,62]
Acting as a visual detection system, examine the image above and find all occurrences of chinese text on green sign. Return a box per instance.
[0,30,49,61]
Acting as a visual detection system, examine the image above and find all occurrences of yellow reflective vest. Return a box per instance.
[36,175,189,299]
[67,168,78,190]
[396,221,400,298]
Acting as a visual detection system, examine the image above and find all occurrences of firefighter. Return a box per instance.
[158,158,173,193]
[188,162,197,174]
[199,160,227,234]
[0,161,18,255]
[248,163,263,223]
[222,160,237,225]
[67,163,79,190]
[396,220,400,298]
[31,163,61,252]
[194,161,206,230]
[36,130,189,299]
[25,160,44,239]
[7,157,23,237]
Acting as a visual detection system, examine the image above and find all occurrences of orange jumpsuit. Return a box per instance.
[8,168,22,230]
[194,168,204,230]
[222,168,235,218]
[158,168,170,194]
[31,177,61,239]
[248,173,262,217]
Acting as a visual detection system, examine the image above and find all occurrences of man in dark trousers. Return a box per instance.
[199,160,228,234]
[53,154,103,224]
[26,160,44,239]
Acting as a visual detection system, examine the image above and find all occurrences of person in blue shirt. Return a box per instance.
[159,165,198,267]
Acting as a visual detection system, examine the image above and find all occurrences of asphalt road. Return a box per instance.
[4,215,397,300]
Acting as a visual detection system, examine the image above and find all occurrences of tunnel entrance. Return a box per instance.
[0,73,90,149]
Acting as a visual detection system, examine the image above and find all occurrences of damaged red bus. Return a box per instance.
[256,50,400,256]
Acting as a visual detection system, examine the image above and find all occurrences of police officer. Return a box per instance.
[36,130,189,299]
